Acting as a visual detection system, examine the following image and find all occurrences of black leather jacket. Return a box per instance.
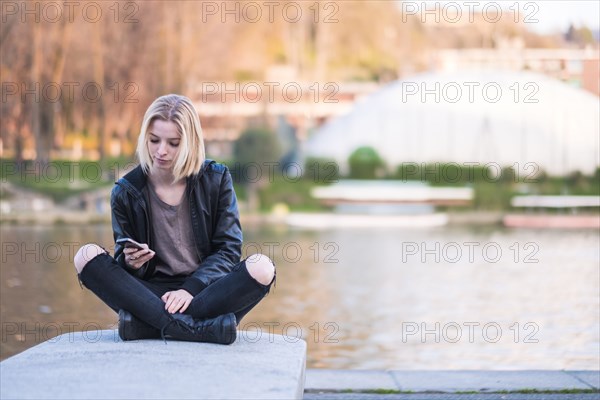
[110,159,242,296]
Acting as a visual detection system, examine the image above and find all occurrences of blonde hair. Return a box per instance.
[137,94,205,182]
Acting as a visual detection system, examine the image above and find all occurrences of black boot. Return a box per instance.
[118,309,161,341]
[160,313,237,345]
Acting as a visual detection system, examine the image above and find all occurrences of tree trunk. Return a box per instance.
[31,22,48,166]
[93,21,106,160]
[52,20,73,150]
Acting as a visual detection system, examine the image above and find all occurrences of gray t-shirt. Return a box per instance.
[144,183,200,276]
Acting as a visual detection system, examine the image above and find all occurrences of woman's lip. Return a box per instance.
[156,158,169,163]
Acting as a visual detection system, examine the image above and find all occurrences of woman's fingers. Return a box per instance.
[161,290,193,314]
[167,297,182,314]
[126,249,154,269]
[165,294,189,314]
[177,299,189,314]
[132,249,151,259]
[121,242,155,270]
[137,250,154,262]
[179,298,192,313]
[164,294,174,311]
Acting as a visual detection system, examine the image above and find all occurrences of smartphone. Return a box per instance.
[116,238,145,250]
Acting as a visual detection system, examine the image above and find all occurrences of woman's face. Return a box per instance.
[147,119,181,172]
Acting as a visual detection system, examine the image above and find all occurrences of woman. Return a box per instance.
[73,94,275,345]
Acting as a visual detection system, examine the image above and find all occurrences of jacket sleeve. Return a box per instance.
[111,186,148,278]
[181,168,242,296]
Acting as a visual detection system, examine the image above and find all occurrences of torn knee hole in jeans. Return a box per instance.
[263,268,277,294]
[76,247,111,290]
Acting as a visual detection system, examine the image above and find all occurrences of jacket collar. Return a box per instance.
[121,165,146,189]
[118,159,214,196]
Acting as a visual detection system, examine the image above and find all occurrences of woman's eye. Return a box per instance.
[150,139,159,144]
[170,142,180,147]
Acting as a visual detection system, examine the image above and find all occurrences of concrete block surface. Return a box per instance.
[0,329,306,400]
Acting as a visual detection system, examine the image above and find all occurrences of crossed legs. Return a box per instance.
[73,244,275,325]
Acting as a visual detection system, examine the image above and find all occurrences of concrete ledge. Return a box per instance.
[566,371,600,389]
[1,329,306,400]
[305,369,600,393]
[306,370,397,391]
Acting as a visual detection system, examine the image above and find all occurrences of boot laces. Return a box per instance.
[159,318,194,344]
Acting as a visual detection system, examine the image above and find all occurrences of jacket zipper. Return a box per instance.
[118,181,153,277]
[188,182,203,264]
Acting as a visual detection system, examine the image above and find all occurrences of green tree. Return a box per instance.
[233,128,281,211]
[348,146,385,179]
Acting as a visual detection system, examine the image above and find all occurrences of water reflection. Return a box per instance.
[1,224,598,369]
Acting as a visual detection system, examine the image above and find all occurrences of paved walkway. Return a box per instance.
[304,369,599,399]
[305,369,599,393]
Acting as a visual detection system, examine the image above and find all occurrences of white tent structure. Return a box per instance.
[304,70,600,176]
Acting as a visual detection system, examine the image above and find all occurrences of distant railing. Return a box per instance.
[511,195,600,208]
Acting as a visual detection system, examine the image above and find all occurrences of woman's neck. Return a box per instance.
[149,168,185,187]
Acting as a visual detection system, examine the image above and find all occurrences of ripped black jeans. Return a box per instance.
[78,252,274,331]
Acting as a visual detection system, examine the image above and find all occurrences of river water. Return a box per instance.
[1,223,598,369]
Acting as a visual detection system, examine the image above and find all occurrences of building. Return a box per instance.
[304,70,600,176]
[432,45,600,96]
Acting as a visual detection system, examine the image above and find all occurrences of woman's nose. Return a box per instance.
[157,142,167,154]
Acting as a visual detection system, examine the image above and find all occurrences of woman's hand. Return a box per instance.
[162,289,193,314]
[123,244,155,270]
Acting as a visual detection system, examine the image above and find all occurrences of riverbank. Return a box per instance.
[6,208,600,230]
[0,208,507,227]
